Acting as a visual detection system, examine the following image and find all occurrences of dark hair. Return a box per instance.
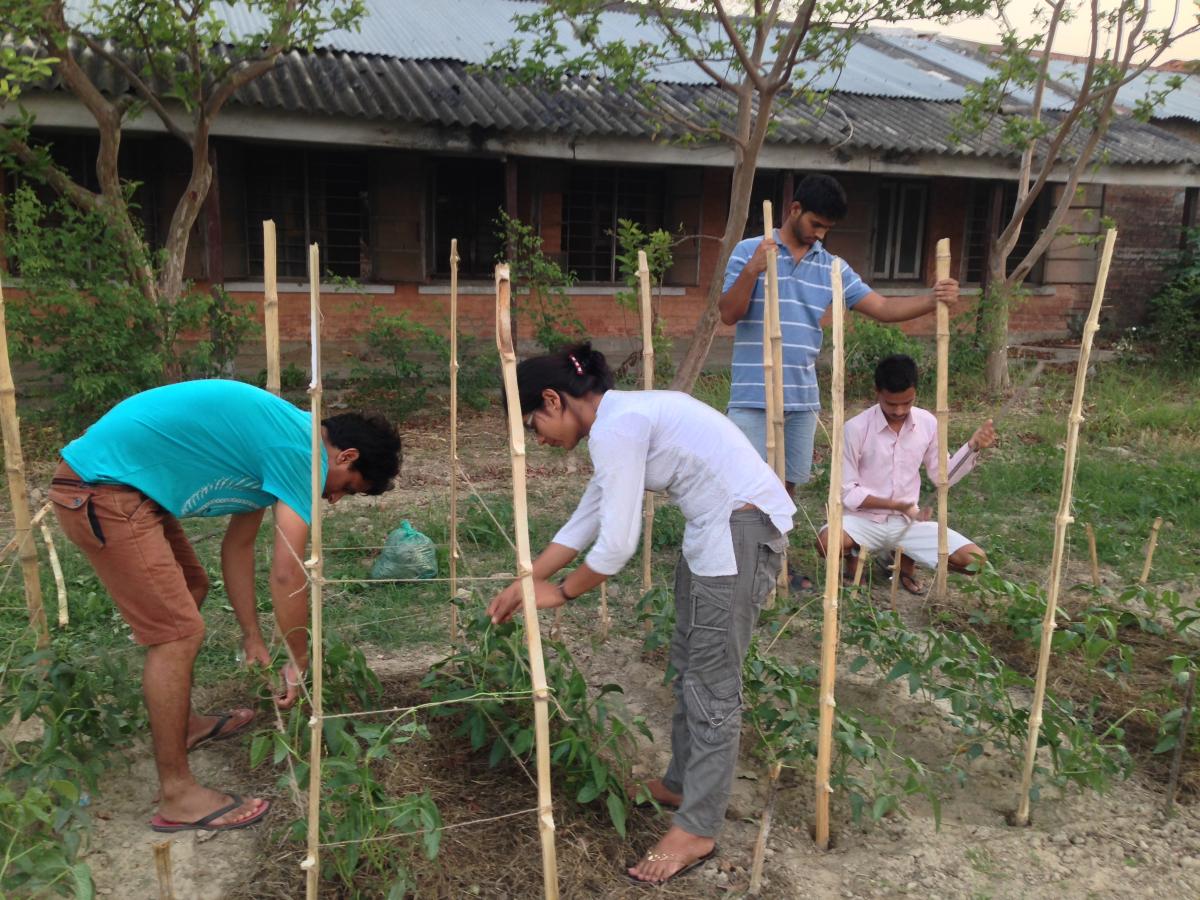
[874,354,919,393]
[515,342,614,416]
[794,174,848,221]
[322,413,402,494]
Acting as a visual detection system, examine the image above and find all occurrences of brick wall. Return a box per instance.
[1104,184,1187,330]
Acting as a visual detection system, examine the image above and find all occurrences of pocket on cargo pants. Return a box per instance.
[687,669,742,744]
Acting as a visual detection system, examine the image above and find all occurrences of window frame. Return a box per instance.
[562,164,667,284]
[870,180,928,282]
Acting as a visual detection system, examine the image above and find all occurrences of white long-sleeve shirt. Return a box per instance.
[552,390,795,577]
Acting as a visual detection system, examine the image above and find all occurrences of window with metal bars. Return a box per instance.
[563,166,665,282]
[429,158,505,278]
[244,147,368,279]
[963,181,1047,284]
[870,180,928,281]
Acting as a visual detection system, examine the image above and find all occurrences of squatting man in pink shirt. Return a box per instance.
[817,354,997,594]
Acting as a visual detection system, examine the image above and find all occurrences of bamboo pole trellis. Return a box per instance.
[814,257,847,850]
[0,272,48,648]
[40,522,67,627]
[761,202,786,605]
[153,840,175,900]
[933,238,951,602]
[766,203,788,594]
[1085,523,1100,588]
[303,243,326,898]
[449,239,461,643]
[495,263,560,899]
[1015,228,1117,826]
[748,761,783,894]
[890,546,902,608]
[1140,516,1163,585]
[638,250,656,596]
[264,220,281,396]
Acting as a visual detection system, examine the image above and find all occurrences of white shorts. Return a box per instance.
[834,515,975,571]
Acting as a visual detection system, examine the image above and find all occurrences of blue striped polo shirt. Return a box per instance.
[724,233,872,411]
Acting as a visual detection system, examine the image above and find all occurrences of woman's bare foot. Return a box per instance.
[627,825,715,884]
[157,783,266,828]
[639,778,683,808]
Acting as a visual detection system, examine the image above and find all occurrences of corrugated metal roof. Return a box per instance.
[60,0,1200,120]
[1045,59,1200,122]
[24,11,1200,165]
[228,53,1200,165]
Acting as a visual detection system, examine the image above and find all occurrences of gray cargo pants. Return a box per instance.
[662,508,786,837]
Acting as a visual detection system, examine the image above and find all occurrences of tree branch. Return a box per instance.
[652,9,740,92]
[708,1,768,92]
[78,34,193,146]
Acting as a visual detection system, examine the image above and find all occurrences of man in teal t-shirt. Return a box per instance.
[51,381,402,834]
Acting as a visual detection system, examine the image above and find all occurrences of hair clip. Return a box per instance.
[568,354,584,376]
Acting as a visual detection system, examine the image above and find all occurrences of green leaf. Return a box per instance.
[1153,734,1178,754]
[576,781,602,804]
[606,790,627,838]
[250,733,270,769]
[71,862,95,900]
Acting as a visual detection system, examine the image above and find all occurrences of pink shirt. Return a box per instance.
[842,404,977,523]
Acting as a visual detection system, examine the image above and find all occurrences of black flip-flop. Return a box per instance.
[625,846,718,886]
[188,710,256,752]
[150,794,271,833]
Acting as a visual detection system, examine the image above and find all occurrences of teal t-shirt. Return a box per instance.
[62,380,328,523]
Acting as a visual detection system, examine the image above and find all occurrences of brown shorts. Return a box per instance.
[49,461,210,646]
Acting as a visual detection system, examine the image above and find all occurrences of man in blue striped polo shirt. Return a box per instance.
[720,174,958,589]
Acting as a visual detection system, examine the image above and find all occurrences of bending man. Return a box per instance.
[50,380,401,833]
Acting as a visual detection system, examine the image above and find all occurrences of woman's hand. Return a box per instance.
[488,578,568,625]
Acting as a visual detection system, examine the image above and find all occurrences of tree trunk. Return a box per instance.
[982,253,1012,393]
[159,135,212,306]
[669,142,761,392]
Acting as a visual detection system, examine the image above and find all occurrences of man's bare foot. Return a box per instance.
[157,783,267,828]
[186,708,255,750]
[638,778,683,808]
[627,825,715,884]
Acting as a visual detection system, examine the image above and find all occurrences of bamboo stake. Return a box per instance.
[598,581,611,643]
[1139,516,1163,585]
[153,840,175,900]
[1164,669,1197,815]
[766,202,788,595]
[449,239,461,643]
[303,244,325,898]
[748,761,783,895]
[889,547,902,608]
[638,250,656,597]
[39,523,67,627]
[263,220,280,396]
[0,272,47,648]
[761,202,780,479]
[496,263,560,899]
[933,238,951,602]
[1015,228,1117,826]
[814,256,847,850]
[762,202,784,607]
[1085,523,1100,588]
[851,551,867,588]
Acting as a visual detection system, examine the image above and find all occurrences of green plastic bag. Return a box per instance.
[371,520,438,580]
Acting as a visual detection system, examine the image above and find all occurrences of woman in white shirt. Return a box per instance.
[487,343,794,885]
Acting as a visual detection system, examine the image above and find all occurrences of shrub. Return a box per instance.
[840,316,926,392]
[1147,229,1200,365]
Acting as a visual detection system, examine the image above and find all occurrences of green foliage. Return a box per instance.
[613,219,676,383]
[841,316,926,392]
[0,646,145,897]
[1147,229,1200,365]
[496,212,583,352]
[423,600,651,836]
[261,632,439,896]
[345,305,498,422]
[2,186,257,428]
